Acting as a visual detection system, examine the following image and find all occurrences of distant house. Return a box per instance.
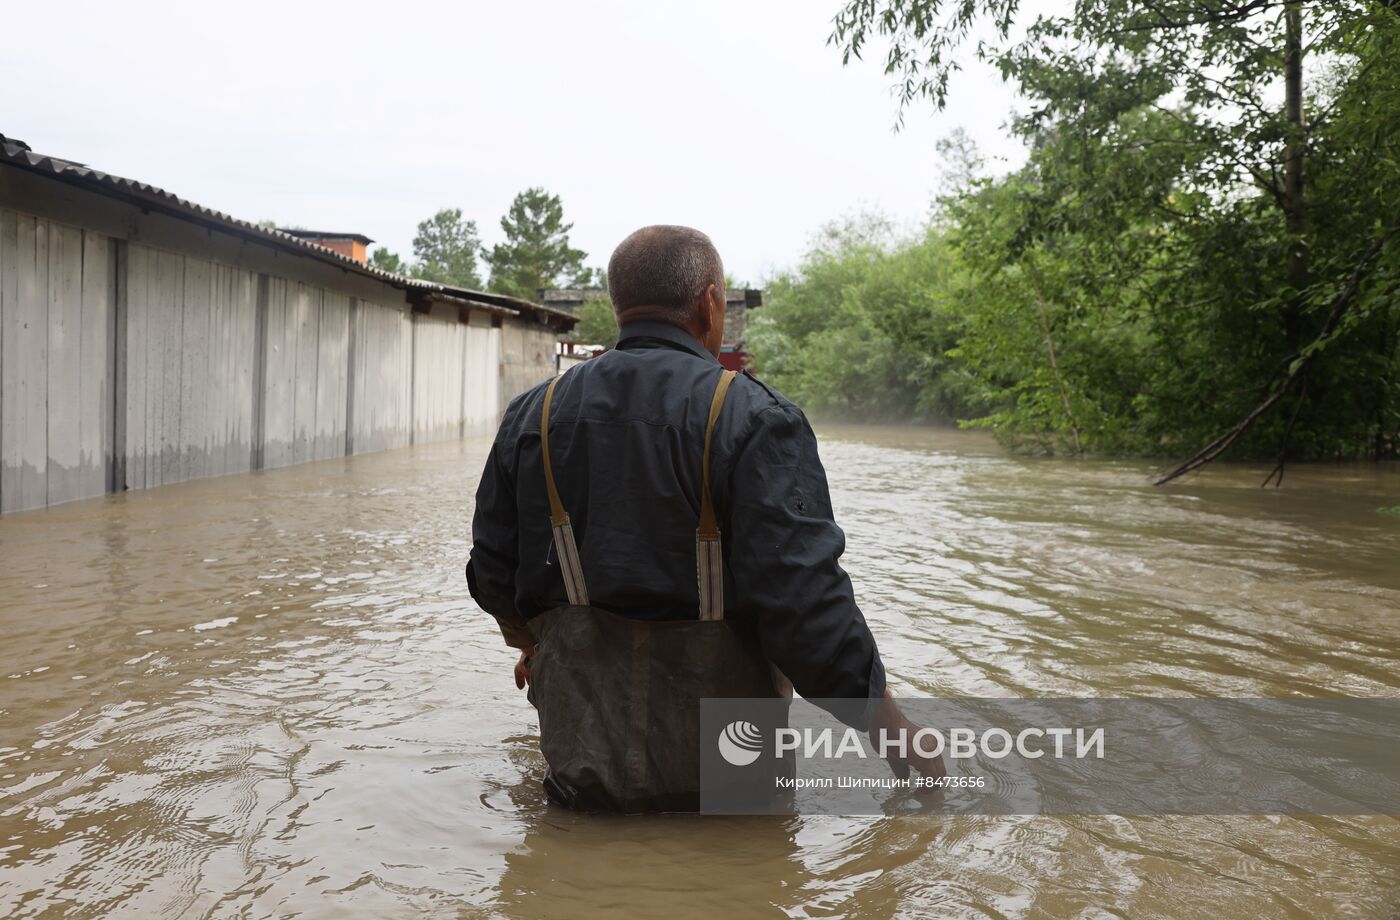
[278,230,374,264]
[539,287,763,370]
[0,134,577,513]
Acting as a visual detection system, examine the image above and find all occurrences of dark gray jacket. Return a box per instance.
[466,320,885,710]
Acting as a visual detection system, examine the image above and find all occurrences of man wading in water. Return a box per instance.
[467,225,941,811]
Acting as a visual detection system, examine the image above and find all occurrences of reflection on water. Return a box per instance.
[0,427,1397,918]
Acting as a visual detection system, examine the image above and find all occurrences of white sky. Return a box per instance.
[2,0,1039,285]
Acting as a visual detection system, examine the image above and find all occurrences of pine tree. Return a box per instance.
[485,188,588,298]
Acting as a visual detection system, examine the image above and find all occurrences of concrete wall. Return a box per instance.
[256,277,353,471]
[348,296,413,456]
[557,351,589,373]
[120,244,254,489]
[115,245,423,489]
[463,311,501,439]
[0,210,116,512]
[410,307,504,445]
[0,167,550,513]
[724,298,751,344]
[499,320,558,416]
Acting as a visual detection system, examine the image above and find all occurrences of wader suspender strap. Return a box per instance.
[540,368,739,619]
[696,369,739,620]
[541,375,590,606]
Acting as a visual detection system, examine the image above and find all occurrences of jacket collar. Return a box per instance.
[615,320,719,364]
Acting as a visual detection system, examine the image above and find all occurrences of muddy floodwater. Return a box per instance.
[1,426,1398,918]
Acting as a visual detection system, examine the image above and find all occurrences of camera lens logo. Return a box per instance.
[717,720,764,766]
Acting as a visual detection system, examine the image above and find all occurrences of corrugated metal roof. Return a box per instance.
[280,229,376,245]
[0,134,578,329]
[469,288,582,323]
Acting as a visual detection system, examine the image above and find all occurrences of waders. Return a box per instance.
[527,369,787,813]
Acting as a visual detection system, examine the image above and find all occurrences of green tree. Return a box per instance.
[575,295,619,347]
[485,188,588,298]
[747,214,984,423]
[412,208,483,288]
[368,246,407,275]
[827,0,1400,470]
[572,266,604,288]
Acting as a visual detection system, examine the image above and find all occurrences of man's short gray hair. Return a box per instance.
[607,225,724,315]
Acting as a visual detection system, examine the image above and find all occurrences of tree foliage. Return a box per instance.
[763,0,1400,464]
[484,188,589,299]
[575,294,620,347]
[368,246,407,275]
[412,208,484,288]
[748,215,986,423]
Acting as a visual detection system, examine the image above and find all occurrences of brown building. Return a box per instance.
[279,230,373,265]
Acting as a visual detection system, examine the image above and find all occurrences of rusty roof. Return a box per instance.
[0,134,577,329]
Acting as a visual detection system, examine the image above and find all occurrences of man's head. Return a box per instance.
[607,225,726,357]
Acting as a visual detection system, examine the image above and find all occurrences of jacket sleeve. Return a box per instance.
[724,403,886,728]
[467,415,535,650]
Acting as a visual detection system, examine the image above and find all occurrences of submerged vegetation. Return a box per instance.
[753,1,1400,469]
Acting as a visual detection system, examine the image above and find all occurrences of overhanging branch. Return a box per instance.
[1154,216,1400,486]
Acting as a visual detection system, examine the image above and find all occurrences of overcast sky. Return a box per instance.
[3,0,1039,284]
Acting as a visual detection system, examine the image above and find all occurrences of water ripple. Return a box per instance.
[0,430,1397,918]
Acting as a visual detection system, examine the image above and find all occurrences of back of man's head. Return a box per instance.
[607,226,724,321]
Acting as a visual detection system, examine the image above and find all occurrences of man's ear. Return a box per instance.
[696,284,717,333]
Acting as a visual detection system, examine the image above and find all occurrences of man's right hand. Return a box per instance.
[514,645,537,690]
[868,688,946,782]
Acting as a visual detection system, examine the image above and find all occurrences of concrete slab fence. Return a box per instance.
[0,198,552,514]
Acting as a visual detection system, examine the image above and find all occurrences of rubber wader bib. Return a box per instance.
[527,368,787,813]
